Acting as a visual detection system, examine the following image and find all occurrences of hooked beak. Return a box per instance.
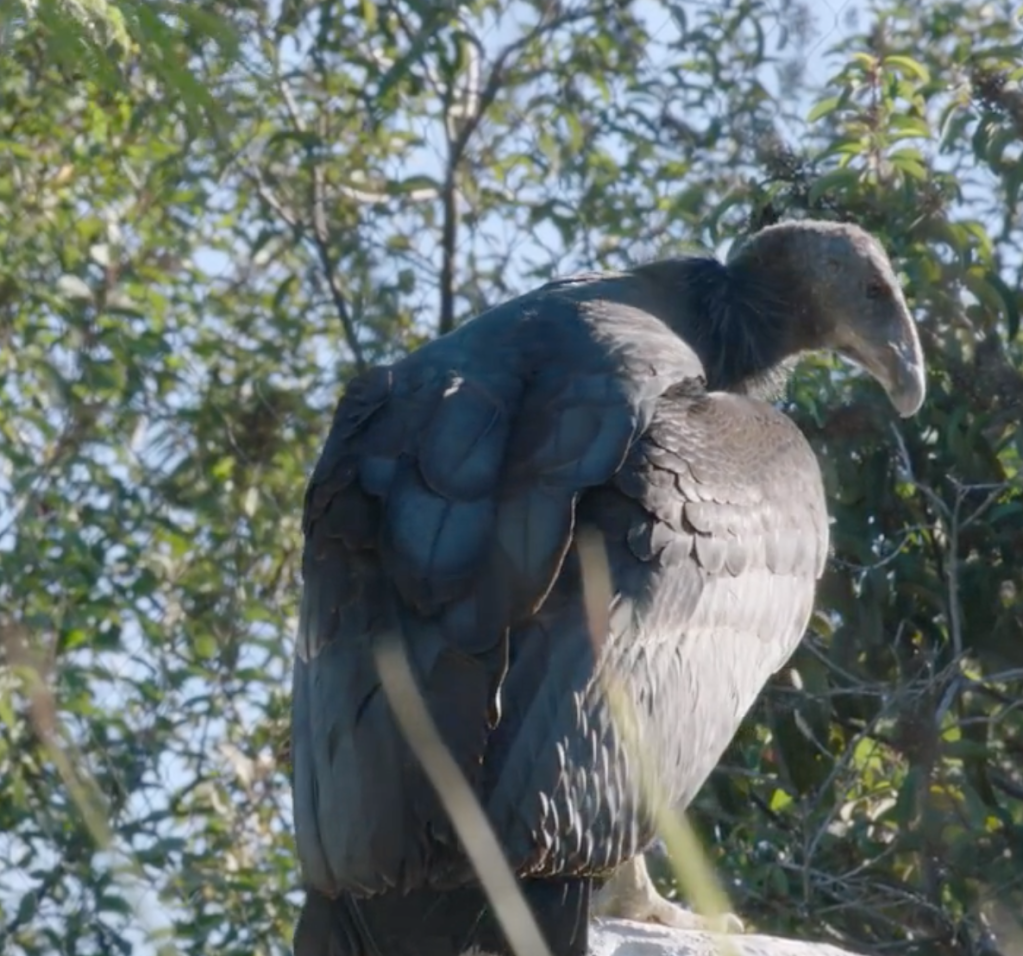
[837,311,927,418]
[881,334,927,417]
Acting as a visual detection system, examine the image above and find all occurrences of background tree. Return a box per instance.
[0,1,1021,954]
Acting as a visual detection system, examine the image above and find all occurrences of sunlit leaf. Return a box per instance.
[883,54,931,82]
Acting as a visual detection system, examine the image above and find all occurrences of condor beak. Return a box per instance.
[881,334,927,417]
[837,308,927,418]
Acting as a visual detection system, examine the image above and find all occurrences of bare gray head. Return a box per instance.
[727,219,927,417]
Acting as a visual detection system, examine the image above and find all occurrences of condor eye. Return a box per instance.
[866,281,886,299]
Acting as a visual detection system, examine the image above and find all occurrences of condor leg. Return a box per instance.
[592,855,744,934]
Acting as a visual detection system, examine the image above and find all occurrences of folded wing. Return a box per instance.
[291,287,702,896]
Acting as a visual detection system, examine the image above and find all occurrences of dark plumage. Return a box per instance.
[290,220,926,956]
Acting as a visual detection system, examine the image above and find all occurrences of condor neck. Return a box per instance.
[662,256,809,401]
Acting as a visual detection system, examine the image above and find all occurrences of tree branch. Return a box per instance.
[435,5,604,335]
[308,157,367,372]
[261,58,368,371]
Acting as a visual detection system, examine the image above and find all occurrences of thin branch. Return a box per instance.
[246,165,369,371]
[246,174,300,228]
[0,401,100,546]
[957,479,1009,530]
[437,32,481,335]
[1,786,65,938]
[434,5,603,335]
[438,177,459,334]
[801,684,909,874]
[261,61,368,371]
[889,423,963,657]
[989,768,1023,802]
[826,524,932,574]
[308,157,367,371]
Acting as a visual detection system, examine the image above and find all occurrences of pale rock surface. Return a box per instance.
[589,919,862,956]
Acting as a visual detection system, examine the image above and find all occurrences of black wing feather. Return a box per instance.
[291,282,696,897]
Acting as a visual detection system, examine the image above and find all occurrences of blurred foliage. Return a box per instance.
[0,0,239,133]
[1,0,1022,954]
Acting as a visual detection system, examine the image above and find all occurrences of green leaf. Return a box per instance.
[807,95,841,123]
[706,190,746,242]
[883,54,931,82]
[814,138,868,163]
[369,17,440,123]
[985,270,1021,339]
[888,146,926,163]
[888,114,931,138]
[808,167,861,205]
[394,174,441,195]
[192,632,217,660]
[360,0,378,31]
[985,127,1020,168]
[56,274,94,301]
[938,107,971,153]
[889,152,928,180]
[851,52,879,70]
[266,129,324,151]
[963,268,1007,317]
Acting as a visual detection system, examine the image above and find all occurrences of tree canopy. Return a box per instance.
[0,1,1021,954]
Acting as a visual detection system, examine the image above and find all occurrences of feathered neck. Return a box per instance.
[632,250,819,402]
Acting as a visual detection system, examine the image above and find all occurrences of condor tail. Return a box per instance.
[293,880,591,956]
